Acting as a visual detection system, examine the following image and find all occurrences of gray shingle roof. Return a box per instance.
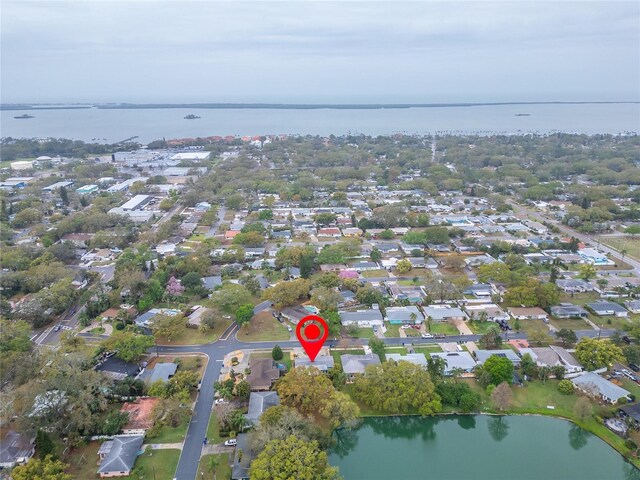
[97,435,144,475]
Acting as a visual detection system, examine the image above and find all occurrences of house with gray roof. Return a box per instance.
[423,305,467,322]
[202,275,222,290]
[550,303,589,319]
[0,430,35,469]
[518,346,583,374]
[385,306,424,325]
[231,433,254,480]
[474,349,521,367]
[587,300,629,317]
[625,300,640,314]
[430,352,477,375]
[339,309,384,327]
[572,372,630,404]
[295,355,335,372]
[386,353,428,367]
[341,353,381,382]
[97,435,144,477]
[557,279,593,293]
[246,391,280,426]
[137,362,177,385]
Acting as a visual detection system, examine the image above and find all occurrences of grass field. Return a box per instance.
[385,324,401,337]
[197,453,232,480]
[467,321,499,334]
[361,269,388,278]
[412,345,443,356]
[65,441,101,479]
[549,317,591,331]
[206,408,222,442]
[346,327,376,339]
[123,449,180,480]
[156,318,233,346]
[428,322,460,336]
[600,236,640,261]
[242,312,290,342]
[146,418,189,443]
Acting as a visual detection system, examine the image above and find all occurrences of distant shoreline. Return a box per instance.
[1,101,639,111]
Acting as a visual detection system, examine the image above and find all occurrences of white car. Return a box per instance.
[214,398,226,405]
[287,325,293,332]
[224,439,237,447]
[421,333,434,339]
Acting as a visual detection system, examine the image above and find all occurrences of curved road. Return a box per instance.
[158,325,611,480]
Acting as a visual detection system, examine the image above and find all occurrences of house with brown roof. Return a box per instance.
[246,358,280,391]
[120,397,160,435]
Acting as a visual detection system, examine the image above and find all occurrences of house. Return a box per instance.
[508,307,548,321]
[338,289,357,306]
[202,276,223,290]
[463,284,494,298]
[550,303,589,319]
[0,431,35,468]
[231,433,254,480]
[430,352,477,375]
[387,283,423,303]
[134,308,181,328]
[386,353,428,367]
[557,279,593,293]
[246,391,280,426]
[281,306,310,323]
[95,356,142,381]
[352,261,379,272]
[137,362,177,385]
[247,358,280,391]
[295,355,335,372]
[618,403,640,426]
[578,248,615,266]
[518,346,583,374]
[187,306,210,327]
[464,303,509,322]
[341,353,381,382]
[422,305,467,322]
[571,372,630,404]
[474,349,521,367]
[317,227,342,237]
[97,435,144,478]
[625,301,640,314]
[120,398,160,435]
[339,309,384,327]
[385,306,424,324]
[587,300,629,317]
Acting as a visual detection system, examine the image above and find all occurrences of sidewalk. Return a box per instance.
[201,444,235,455]
[144,443,183,450]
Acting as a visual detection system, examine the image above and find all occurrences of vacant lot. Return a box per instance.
[156,318,232,346]
[243,311,290,341]
[600,236,640,261]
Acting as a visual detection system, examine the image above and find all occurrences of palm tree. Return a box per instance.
[620,248,628,265]
[207,456,219,480]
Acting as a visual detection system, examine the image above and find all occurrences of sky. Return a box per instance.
[1,1,639,104]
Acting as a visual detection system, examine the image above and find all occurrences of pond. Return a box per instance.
[330,415,640,480]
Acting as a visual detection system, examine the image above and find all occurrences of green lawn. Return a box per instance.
[549,317,591,331]
[123,449,180,480]
[558,291,601,306]
[346,327,376,339]
[242,312,290,342]
[600,236,640,261]
[385,324,401,337]
[467,321,498,334]
[413,345,443,356]
[156,319,233,346]
[510,319,551,338]
[206,409,222,443]
[427,322,459,336]
[65,441,101,479]
[361,269,388,278]
[591,315,637,331]
[197,453,232,480]
[384,347,410,355]
[146,419,188,443]
[89,326,105,334]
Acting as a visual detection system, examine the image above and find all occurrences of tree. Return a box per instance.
[11,455,72,480]
[573,396,593,421]
[35,430,54,457]
[102,411,130,435]
[558,379,574,395]
[528,330,554,347]
[310,287,341,311]
[519,353,538,379]
[427,356,447,382]
[579,263,597,281]
[575,338,624,371]
[59,186,69,205]
[249,435,340,480]
[479,355,513,386]
[235,304,254,328]
[353,361,441,416]
[258,209,273,220]
[206,455,219,479]
[479,325,502,350]
[272,345,284,361]
[165,275,185,297]
[556,328,578,347]
[490,382,513,411]
[103,331,154,362]
[262,279,311,309]
[552,365,566,380]
[181,271,202,290]
[314,213,337,226]
[368,337,385,361]
[152,314,186,341]
[276,367,359,428]
[396,258,412,274]
[234,380,251,400]
[370,248,382,262]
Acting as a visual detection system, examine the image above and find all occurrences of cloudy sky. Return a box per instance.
[1,1,639,103]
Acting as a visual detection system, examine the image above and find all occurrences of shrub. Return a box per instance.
[557,379,574,395]
[115,322,125,330]
[618,397,629,405]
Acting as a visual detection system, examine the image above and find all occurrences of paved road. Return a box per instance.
[205,206,227,238]
[508,200,640,275]
[159,326,611,480]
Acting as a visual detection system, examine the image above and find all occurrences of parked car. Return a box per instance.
[630,363,640,372]
[224,439,237,447]
[53,325,61,332]
[214,398,226,405]
[287,325,293,332]
[421,333,433,339]
[434,333,446,339]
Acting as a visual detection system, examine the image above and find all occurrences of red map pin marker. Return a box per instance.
[296,314,329,362]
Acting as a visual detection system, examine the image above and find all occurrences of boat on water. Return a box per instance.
[184,114,201,119]
[14,113,35,119]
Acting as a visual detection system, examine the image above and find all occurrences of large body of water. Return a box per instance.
[329,415,640,480]
[1,103,639,143]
